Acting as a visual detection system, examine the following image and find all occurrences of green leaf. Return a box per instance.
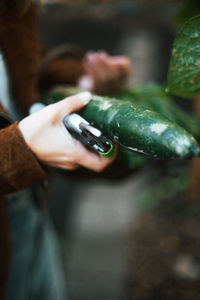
[168,15,200,99]
[115,83,200,141]
[176,0,200,28]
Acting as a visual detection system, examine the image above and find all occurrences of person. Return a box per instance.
[0,1,131,299]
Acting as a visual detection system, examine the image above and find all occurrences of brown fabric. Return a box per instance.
[0,2,83,298]
[0,0,32,17]
[0,122,46,196]
[0,3,84,115]
[39,44,84,71]
[0,3,41,115]
[39,44,84,91]
[39,57,84,90]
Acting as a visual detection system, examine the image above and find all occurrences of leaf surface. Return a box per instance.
[168,15,200,98]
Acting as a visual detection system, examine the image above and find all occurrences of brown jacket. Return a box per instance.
[0,3,83,299]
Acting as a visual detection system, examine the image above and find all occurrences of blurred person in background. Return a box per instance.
[0,0,130,300]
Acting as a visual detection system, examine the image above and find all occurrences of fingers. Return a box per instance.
[49,91,92,120]
[84,52,131,77]
[81,51,131,93]
[111,56,132,76]
[83,53,118,92]
[74,143,115,172]
[78,75,94,91]
[49,161,79,171]
[112,56,131,67]
[85,52,117,81]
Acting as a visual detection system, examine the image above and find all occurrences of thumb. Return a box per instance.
[52,91,92,119]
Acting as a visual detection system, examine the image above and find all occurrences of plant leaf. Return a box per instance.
[168,15,200,99]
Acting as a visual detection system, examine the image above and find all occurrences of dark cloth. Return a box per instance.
[0,3,83,299]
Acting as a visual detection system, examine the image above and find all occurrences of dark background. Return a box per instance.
[38,1,200,299]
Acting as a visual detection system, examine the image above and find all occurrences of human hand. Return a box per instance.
[78,51,131,94]
[18,92,115,171]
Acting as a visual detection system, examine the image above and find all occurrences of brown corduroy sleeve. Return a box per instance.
[0,3,41,115]
[39,57,84,91]
[39,44,84,91]
[0,122,46,196]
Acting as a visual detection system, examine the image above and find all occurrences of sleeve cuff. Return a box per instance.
[0,122,47,195]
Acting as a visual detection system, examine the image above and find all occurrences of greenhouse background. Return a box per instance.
[37,0,200,299]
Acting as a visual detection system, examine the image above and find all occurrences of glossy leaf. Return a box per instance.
[168,15,200,99]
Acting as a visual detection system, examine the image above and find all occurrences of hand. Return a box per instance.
[18,92,115,172]
[78,51,131,94]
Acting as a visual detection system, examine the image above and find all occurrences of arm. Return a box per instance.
[39,49,131,95]
[0,102,46,196]
[39,45,84,91]
[0,122,46,196]
[78,52,131,94]
[0,92,115,196]
[18,92,115,171]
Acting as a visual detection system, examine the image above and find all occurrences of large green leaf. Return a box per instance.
[115,83,200,141]
[168,15,200,99]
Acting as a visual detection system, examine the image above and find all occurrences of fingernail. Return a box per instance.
[77,91,92,104]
